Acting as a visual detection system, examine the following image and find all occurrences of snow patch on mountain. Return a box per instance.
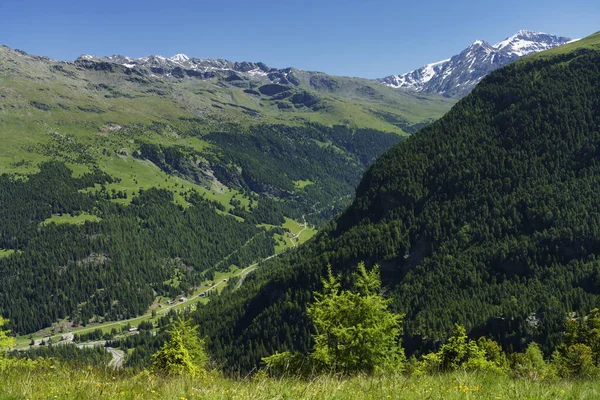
[74,53,294,84]
[378,30,573,98]
[170,54,190,63]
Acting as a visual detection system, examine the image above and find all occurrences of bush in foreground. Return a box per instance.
[264,263,404,376]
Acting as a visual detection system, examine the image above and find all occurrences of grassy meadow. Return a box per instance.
[1,360,598,400]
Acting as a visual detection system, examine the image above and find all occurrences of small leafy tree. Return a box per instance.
[511,342,551,380]
[438,325,485,370]
[477,336,509,370]
[0,317,15,354]
[308,263,404,373]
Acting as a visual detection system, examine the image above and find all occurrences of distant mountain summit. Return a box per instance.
[76,31,574,98]
[76,53,291,83]
[378,30,575,98]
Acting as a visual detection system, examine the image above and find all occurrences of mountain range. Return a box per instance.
[74,30,574,100]
[377,30,575,97]
[77,52,312,87]
[36,29,575,106]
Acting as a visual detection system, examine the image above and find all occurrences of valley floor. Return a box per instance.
[1,364,598,400]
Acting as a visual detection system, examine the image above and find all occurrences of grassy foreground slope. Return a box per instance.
[1,363,598,399]
[189,30,600,372]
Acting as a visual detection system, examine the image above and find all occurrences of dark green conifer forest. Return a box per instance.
[191,36,600,372]
[0,123,401,335]
[0,162,272,333]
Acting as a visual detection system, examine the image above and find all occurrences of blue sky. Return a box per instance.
[1,0,598,78]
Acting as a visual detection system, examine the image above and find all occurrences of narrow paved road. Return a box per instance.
[75,341,124,369]
[235,254,278,289]
[107,347,125,368]
[288,215,308,248]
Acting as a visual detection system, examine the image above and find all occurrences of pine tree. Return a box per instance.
[307,263,404,373]
[171,318,208,369]
[151,328,198,376]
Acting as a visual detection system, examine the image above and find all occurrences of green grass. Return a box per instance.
[256,217,317,253]
[293,180,314,189]
[283,218,317,245]
[1,364,599,399]
[42,213,102,226]
[264,218,318,253]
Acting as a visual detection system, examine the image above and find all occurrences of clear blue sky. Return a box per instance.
[1,0,598,78]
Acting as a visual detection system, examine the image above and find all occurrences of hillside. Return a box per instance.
[0,45,455,335]
[0,44,452,225]
[190,31,600,372]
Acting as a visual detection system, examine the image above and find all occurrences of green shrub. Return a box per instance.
[511,343,552,380]
[553,343,597,378]
[417,325,507,374]
[551,308,600,378]
[0,317,14,354]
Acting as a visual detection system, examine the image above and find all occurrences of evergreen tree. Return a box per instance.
[171,318,208,369]
[151,328,198,376]
[307,263,404,373]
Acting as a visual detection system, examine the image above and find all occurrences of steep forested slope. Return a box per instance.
[192,31,600,372]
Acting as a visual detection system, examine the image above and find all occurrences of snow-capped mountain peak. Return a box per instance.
[170,53,190,63]
[74,52,293,84]
[378,30,572,98]
[492,30,567,57]
[467,40,495,55]
[471,39,488,47]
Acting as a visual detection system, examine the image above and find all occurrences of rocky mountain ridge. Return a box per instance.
[76,52,285,82]
[378,30,575,97]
